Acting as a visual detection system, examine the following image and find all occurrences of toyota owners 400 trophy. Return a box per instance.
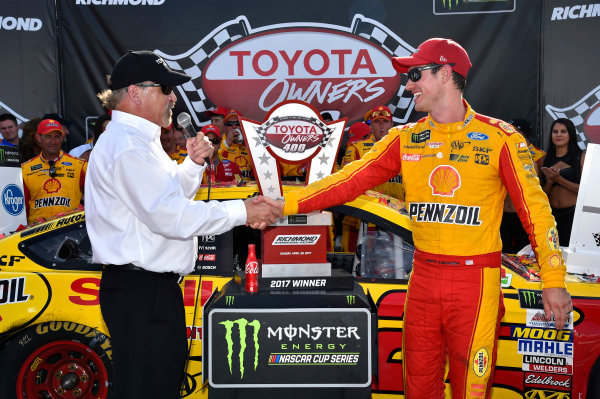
[239,100,348,289]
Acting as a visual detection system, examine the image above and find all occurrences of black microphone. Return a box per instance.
[176,112,211,166]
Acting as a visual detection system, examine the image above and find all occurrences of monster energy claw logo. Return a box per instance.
[346,295,356,305]
[219,318,261,378]
[0,148,5,163]
[519,289,543,309]
[225,296,235,306]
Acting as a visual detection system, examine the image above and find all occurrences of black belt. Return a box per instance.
[103,264,184,284]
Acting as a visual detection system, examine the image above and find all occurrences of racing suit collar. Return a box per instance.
[426,99,475,134]
[40,150,64,164]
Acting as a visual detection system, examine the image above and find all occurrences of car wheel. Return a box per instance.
[0,321,113,399]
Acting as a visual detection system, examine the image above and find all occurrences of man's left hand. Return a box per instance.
[186,132,213,165]
[542,287,572,329]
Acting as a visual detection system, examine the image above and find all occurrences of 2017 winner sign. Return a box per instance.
[207,308,371,387]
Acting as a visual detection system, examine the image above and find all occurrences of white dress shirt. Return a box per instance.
[69,142,93,158]
[85,110,247,275]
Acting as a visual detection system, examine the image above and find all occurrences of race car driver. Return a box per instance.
[22,119,87,223]
[275,38,571,399]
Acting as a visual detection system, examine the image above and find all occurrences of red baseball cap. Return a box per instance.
[392,38,472,79]
[224,110,241,122]
[347,122,371,143]
[201,124,221,138]
[37,119,65,135]
[368,105,392,122]
[206,106,229,118]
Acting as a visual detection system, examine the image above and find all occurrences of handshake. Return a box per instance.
[243,196,284,230]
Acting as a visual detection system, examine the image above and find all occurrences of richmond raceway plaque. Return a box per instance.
[208,308,371,388]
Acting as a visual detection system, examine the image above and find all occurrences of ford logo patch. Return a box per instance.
[2,184,25,216]
[467,132,489,141]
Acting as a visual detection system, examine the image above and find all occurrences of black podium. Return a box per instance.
[203,278,375,399]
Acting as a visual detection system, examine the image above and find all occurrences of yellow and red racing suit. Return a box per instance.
[22,152,87,223]
[218,140,254,180]
[168,145,188,164]
[283,101,565,399]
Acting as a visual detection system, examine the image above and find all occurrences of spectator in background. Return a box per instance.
[173,124,187,148]
[0,113,20,147]
[201,124,241,184]
[161,123,188,164]
[501,118,542,253]
[218,110,254,179]
[19,117,43,163]
[206,106,228,133]
[70,114,111,160]
[540,118,586,246]
[22,119,87,224]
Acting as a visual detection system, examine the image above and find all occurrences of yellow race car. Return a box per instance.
[0,182,598,399]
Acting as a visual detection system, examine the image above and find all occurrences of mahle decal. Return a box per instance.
[219,318,261,378]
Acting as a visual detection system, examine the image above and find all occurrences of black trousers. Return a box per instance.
[100,267,187,399]
[552,206,576,247]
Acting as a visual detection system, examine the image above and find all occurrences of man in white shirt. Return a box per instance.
[86,50,281,399]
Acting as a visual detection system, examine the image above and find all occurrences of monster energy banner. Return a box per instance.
[519,289,544,310]
[0,145,20,167]
[207,308,371,387]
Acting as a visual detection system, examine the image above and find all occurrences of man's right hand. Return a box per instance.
[244,196,284,230]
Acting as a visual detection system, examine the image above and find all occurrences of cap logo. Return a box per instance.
[440,55,447,62]
[156,57,167,66]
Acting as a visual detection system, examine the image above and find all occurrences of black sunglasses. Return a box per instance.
[407,63,455,82]
[135,83,173,95]
[208,137,221,145]
[224,121,240,127]
[48,160,56,178]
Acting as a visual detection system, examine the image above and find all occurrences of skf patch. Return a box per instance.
[475,154,489,165]
[411,130,430,143]
[473,348,489,377]
[547,228,560,251]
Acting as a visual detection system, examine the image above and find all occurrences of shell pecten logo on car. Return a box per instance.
[0,273,50,325]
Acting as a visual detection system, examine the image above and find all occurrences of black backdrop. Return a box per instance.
[1,0,598,152]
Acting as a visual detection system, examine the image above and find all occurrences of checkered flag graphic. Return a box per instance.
[155,17,250,126]
[350,15,416,124]
[593,232,600,247]
[545,84,600,150]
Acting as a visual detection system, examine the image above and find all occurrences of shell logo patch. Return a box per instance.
[473,347,489,377]
[429,165,461,197]
[549,254,561,268]
[43,178,62,194]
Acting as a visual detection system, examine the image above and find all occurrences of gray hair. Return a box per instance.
[97,75,128,110]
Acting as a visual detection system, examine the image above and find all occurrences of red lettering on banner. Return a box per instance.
[279,50,302,74]
[253,50,278,76]
[228,48,377,77]
[230,50,251,76]
[69,277,100,306]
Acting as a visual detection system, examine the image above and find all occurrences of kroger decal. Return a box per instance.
[203,30,399,119]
